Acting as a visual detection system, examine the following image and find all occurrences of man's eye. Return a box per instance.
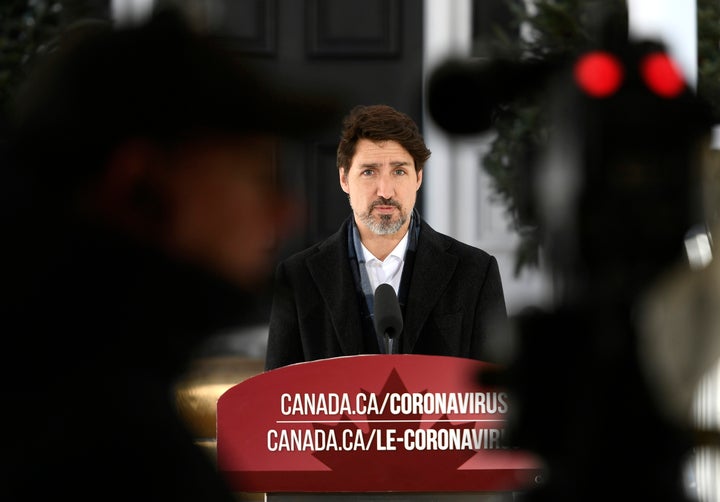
[394,169,406,176]
[361,169,374,176]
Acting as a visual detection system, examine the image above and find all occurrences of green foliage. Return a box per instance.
[698,0,720,115]
[0,0,64,118]
[0,0,107,121]
[480,0,623,274]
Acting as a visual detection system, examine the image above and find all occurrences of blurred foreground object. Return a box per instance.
[428,7,718,502]
[0,7,338,501]
[637,144,720,426]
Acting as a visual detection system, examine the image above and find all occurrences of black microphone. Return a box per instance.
[373,283,403,354]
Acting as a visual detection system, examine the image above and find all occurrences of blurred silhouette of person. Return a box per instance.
[0,7,337,501]
[265,104,508,370]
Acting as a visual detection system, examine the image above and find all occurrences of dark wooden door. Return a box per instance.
[208,0,425,261]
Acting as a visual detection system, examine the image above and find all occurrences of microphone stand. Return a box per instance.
[384,331,396,354]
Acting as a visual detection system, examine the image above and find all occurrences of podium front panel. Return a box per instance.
[217,354,542,493]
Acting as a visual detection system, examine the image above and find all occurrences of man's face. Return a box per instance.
[339,138,422,237]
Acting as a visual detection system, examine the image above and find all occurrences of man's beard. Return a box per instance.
[354,197,408,235]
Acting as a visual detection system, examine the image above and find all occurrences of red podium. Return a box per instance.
[217,354,542,501]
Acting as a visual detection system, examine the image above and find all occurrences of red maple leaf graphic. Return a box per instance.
[312,368,478,481]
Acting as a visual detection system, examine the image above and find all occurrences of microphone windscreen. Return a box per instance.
[427,58,554,135]
[374,283,403,339]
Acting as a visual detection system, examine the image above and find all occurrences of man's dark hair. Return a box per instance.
[336,104,431,174]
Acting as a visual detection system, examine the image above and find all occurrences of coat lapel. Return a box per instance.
[306,220,366,355]
[402,222,457,352]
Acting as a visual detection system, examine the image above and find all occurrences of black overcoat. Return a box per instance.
[265,216,508,370]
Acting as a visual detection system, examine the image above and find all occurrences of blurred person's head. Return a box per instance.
[6,8,337,286]
[336,104,430,237]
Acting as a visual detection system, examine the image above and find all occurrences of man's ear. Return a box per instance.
[95,139,169,235]
[339,167,350,194]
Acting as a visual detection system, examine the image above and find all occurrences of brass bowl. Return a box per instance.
[175,355,265,440]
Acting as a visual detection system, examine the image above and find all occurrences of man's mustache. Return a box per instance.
[371,198,401,209]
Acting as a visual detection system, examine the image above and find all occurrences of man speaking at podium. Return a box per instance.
[265,104,508,370]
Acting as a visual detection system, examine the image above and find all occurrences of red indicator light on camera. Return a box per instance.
[640,52,685,98]
[574,51,624,97]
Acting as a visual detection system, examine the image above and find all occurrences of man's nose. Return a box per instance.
[376,172,395,199]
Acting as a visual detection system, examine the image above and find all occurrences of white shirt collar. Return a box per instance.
[361,230,409,263]
[360,231,409,294]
